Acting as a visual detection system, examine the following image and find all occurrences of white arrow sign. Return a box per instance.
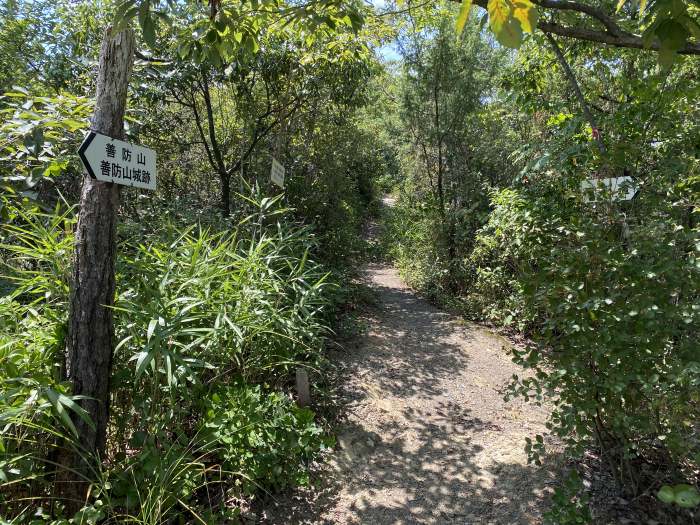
[78,131,156,191]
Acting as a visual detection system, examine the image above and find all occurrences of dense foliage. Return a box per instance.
[0,199,338,521]
[1,0,699,521]
[383,2,699,522]
[0,0,387,521]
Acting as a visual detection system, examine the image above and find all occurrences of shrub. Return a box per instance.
[473,184,699,504]
[201,383,331,494]
[466,188,535,330]
[0,195,337,521]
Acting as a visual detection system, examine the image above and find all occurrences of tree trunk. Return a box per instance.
[221,171,231,216]
[433,79,445,218]
[60,27,135,513]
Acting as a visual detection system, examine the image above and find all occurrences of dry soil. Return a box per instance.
[259,259,563,524]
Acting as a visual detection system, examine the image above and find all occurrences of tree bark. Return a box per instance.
[221,172,231,216]
[60,27,135,512]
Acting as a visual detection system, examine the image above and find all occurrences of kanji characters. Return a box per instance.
[100,160,110,179]
[90,137,153,187]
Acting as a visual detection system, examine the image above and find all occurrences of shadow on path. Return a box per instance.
[259,262,562,524]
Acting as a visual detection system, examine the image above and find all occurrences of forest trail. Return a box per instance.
[261,211,562,524]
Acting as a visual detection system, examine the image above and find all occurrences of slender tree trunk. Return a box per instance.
[545,32,607,155]
[60,27,135,513]
[433,80,445,217]
[221,171,231,216]
[198,72,232,216]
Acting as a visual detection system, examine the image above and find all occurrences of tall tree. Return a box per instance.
[61,26,135,511]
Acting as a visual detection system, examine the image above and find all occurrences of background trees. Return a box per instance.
[0,0,388,521]
[384,1,699,521]
[1,0,699,521]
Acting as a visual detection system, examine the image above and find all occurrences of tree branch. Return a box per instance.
[544,32,606,154]
[462,0,700,55]
[535,0,624,36]
[198,72,228,176]
[538,21,700,54]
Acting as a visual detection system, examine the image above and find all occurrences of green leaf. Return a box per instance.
[658,485,676,503]
[134,349,155,378]
[147,318,158,341]
[45,388,75,436]
[62,119,86,132]
[456,0,474,35]
[56,393,95,431]
[488,0,523,48]
[114,1,138,31]
[512,0,538,34]
[658,47,675,69]
[657,20,689,52]
[138,0,149,29]
[141,12,156,47]
[674,485,700,508]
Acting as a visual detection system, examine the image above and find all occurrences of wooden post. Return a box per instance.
[60,26,135,511]
[296,368,311,407]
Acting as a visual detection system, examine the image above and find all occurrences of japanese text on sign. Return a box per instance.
[79,131,157,191]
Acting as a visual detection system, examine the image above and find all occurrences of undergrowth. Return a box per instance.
[0,194,340,522]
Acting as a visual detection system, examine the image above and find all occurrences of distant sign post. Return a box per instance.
[270,157,285,189]
[78,131,156,190]
[581,176,637,202]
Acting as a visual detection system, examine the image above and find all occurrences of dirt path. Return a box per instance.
[260,258,562,524]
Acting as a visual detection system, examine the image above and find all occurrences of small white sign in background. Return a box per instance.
[270,157,285,189]
[581,176,637,202]
[79,131,156,191]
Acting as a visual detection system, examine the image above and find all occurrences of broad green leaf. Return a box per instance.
[456,0,474,35]
[656,19,689,68]
[512,0,538,34]
[658,47,675,69]
[641,24,658,49]
[141,13,156,47]
[657,20,689,52]
[488,0,523,48]
[674,485,700,508]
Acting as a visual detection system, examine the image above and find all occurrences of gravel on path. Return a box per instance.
[260,261,563,524]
